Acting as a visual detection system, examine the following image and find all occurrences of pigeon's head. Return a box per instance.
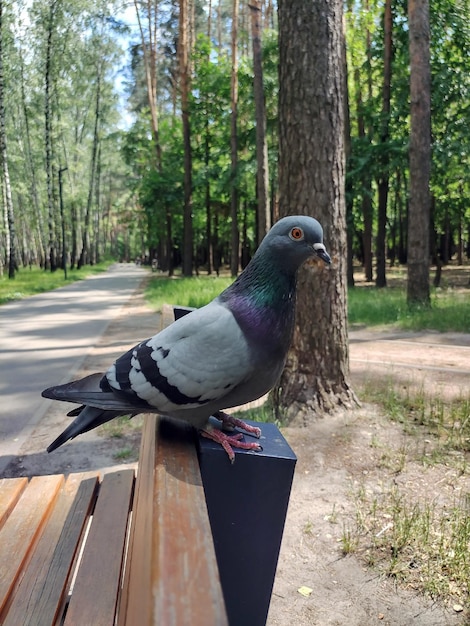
[260,215,331,270]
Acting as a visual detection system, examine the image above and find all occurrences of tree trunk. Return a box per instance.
[0,0,16,279]
[353,62,374,281]
[407,0,431,306]
[230,0,240,277]
[249,0,270,244]
[204,121,213,274]
[375,0,392,288]
[353,0,374,282]
[179,0,193,277]
[343,10,354,288]
[19,45,45,268]
[45,0,57,272]
[274,0,356,424]
[134,0,162,169]
[78,65,101,269]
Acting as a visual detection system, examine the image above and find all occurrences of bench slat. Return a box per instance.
[119,417,228,626]
[117,415,156,626]
[2,474,98,626]
[0,475,64,617]
[0,477,28,530]
[63,469,135,626]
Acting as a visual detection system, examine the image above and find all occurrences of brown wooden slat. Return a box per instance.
[63,469,135,626]
[119,417,228,626]
[2,474,99,626]
[160,303,176,330]
[0,477,28,530]
[152,420,228,625]
[0,474,64,617]
[117,415,156,626]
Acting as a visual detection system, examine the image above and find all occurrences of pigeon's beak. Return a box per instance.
[312,243,331,265]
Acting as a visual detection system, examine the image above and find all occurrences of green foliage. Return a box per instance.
[3,1,470,281]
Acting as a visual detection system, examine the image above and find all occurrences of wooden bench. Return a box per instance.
[0,305,296,626]
[0,416,228,626]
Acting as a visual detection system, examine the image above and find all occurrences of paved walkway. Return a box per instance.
[0,263,147,471]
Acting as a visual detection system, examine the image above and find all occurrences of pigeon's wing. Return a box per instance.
[104,301,253,414]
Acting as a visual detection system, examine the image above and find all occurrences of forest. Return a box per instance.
[0,0,469,285]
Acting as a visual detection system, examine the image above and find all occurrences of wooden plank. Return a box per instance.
[63,469,135,626]
[117,415,156,626]
[117,306,173,624]
[2,474,98,626]
[0,474,64,617]
[152,419,228,625]
[119,417,228,626]
[0,477,28,530]
[160,303,176,330]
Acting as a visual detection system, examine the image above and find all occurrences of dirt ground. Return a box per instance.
[4,291,470,626]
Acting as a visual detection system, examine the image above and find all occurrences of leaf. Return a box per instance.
[297,586,313,597]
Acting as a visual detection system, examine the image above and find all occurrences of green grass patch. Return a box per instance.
[0,262,113,305]
[146,275,469,333]
[145,275,233,310]
[348,287,470,332]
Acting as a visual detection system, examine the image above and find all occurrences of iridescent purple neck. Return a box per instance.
[219,258,298,350]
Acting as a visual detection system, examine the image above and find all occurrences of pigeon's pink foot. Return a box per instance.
[200,428,262,463]
[213,410,262,438]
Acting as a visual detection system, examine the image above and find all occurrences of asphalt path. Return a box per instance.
[0,263,147,466]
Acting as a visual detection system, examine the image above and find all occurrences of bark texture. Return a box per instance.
[275,0,356,424]
[407,0,431,305]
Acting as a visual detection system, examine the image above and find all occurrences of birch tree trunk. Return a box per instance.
[78,64,101,268]
[45,0,57,271]
[0,0,16,278]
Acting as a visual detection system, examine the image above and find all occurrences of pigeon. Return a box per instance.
[43,215,331,461]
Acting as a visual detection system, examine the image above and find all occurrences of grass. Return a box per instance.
[348,286,470,332]
[144,274,470,333]
[3,266,468,334]
[0,262,113,305]
[145,275,233,310]
[346,486,470,604]
[358,378,470,455]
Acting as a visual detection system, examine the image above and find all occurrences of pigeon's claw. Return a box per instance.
[213,410,262,438]
[200,429,263,463]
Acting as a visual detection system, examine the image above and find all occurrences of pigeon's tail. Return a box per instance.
[47,405,131,452]
[42,372,106,404]
[43,372,142,452]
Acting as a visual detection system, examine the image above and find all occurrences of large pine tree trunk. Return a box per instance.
[407,0,431,305]
[274,0,356,424]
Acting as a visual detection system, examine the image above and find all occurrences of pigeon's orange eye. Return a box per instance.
[290,227,304,241]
